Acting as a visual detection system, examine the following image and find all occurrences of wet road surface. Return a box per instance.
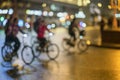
[17,46,120,80]
[1,28,120,80]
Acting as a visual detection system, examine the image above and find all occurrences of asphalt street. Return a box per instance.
[0,27,120,80]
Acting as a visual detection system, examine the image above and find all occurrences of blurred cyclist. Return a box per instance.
[37,19,50,50]
[5,15,14,34]
[5,17,22,55]
[68,18,79,42]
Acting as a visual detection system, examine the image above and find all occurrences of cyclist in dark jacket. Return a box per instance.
[68,18,79,41]
[5,15,14,35]
[5,17,21,55]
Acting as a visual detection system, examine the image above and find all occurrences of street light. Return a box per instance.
[77,0,91,6]
[97,3,102,8]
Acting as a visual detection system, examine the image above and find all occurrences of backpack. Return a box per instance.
[33,21,39,33]
[4,20,11,35]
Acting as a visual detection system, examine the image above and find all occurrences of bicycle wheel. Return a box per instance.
[62,39,71,50]
[78,39,88,52]
[47,43,59,60]
[21,46,34,65]
[32,41,41,57]
[1,44,13,61]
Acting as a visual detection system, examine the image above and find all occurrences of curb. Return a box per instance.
[90,44,120,49]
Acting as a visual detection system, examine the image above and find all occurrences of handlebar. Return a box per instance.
[48,32,54,36]
[23,33,28,37]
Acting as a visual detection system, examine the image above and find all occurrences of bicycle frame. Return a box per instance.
[39,32,54,50]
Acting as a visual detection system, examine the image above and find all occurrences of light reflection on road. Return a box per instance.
[1,28,120,80]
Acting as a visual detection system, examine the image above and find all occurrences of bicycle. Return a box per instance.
[62,30,90,52]
[1,32,34,66]
[1,40,18,63]
[20,33,35,65]
[1,32,36,79]
[32,32,60,60]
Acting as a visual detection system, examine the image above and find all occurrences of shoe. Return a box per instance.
[12,52,17,57]
[4,53,12,62]
[41,48,45,52]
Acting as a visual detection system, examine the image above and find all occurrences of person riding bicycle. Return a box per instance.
[68,18,79,44]
[36,19,51,50]
[5,15,14,34]
[5,17,23,56]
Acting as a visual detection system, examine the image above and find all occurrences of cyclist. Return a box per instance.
[68,18,79,44]
[5,17,23,56]
[36,19,51,50]
[5,15,14,34]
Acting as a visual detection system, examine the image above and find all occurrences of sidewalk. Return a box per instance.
[90,39,120,49]
[85,26,120,49]
[92,43,120,49]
